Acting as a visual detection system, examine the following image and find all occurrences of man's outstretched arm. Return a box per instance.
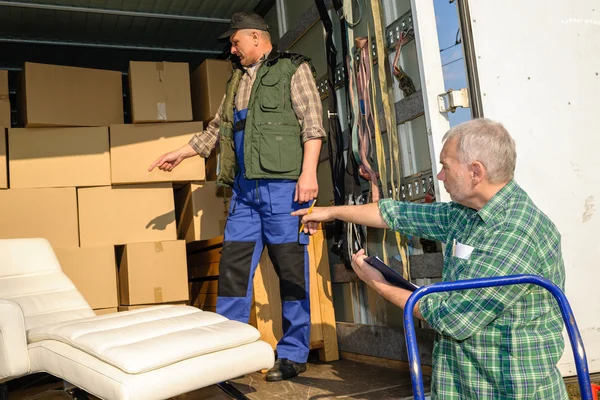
[292,202,390,234]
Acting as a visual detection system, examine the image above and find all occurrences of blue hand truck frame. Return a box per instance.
[403,274,593,400]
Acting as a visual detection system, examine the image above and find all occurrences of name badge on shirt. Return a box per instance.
[452,239,475,260]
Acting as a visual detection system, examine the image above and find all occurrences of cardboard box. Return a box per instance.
[78,184,177,246]
[119,240,189,305]
[0,127,6,189]
[8,127,110,189]
[110,122,205,184]
[55,246,118,309]
[0,187,79,248]
[19,62,123,128]
[128,61,192,123]
[0,71,9,128]
[94,307,118,315]
[175,181,231,243]
[190,59,232,122]
[118,301,187,312]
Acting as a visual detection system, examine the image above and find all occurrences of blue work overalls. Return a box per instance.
[216,108,311,364]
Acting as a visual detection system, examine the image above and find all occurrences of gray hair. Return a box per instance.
[442,118,516,184]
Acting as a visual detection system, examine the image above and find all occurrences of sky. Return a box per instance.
[433,0,472,127]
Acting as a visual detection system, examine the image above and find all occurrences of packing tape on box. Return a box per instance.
[157,103,167,121]
[154,242,164,252]
[156,62,164,83]
[154,287,164,303]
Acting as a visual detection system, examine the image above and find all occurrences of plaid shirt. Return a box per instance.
[379,180,568,399]
[189,54,325,158]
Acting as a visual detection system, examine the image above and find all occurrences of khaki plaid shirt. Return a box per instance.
[189,53,326,158]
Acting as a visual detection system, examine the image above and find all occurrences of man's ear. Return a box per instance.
[471,161,485,184]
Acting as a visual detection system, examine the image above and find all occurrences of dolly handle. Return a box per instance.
[403,274,592,400]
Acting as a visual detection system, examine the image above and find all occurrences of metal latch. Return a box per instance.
[438,88,470,113]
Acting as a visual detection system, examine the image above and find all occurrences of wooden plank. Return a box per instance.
[188,262,219,279]
[253,249,282,350]
[189,292,217,309]
[308,235,324,343]
[188,279,218,295]
[186,235,224,253]
[312,225,340,362]
[186,247,222,266]
[310,340,324,350]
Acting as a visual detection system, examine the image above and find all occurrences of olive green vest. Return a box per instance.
[217,51,315,187]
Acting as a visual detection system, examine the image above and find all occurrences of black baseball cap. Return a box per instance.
[218,12,270,40]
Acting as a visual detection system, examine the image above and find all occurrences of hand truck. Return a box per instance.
[403,274,596,399]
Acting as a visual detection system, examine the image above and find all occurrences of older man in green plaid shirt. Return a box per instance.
[294,118,568,399]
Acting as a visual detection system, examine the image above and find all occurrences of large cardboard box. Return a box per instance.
[78,184,177,246]
[128,61,192,123]
[175,181,231,243]
[0,71,9,128]
[110,122,205,184]
[8,127,111,189]
[0,187,79,248]
[54,246,118,310]
[190,59,232,122]
[19,62,123,127]
[0,127,6,189]
[119,240,188,305]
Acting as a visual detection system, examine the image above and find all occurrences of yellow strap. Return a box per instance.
[365,23,389,265]
[370,0,410,280]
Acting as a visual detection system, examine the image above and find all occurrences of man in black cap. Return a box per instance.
[149,11,326,381]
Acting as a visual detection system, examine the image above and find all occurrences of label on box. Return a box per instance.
[157,103,167,121]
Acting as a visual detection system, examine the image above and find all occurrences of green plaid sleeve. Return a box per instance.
[378,199,454,242]
[420,228,538,340]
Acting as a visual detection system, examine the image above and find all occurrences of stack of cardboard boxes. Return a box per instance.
[0,58,233,315]
[182,59,233,312]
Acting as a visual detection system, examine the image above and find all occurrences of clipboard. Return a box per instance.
[364,256,419,292]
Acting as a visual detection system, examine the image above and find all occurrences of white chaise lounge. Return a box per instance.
[0,238,275,399]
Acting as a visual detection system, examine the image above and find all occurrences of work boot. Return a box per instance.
[265,358,307,382]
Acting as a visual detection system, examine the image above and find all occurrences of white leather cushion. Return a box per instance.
[28,339,274,400]
[27,306,262,374]
[0,238,94,330]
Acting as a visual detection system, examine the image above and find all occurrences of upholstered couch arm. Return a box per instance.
[0,299,30,382]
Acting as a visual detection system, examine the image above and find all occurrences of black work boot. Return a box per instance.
[265,358,307,382]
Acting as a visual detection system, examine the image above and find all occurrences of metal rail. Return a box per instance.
[0,1,230,23]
